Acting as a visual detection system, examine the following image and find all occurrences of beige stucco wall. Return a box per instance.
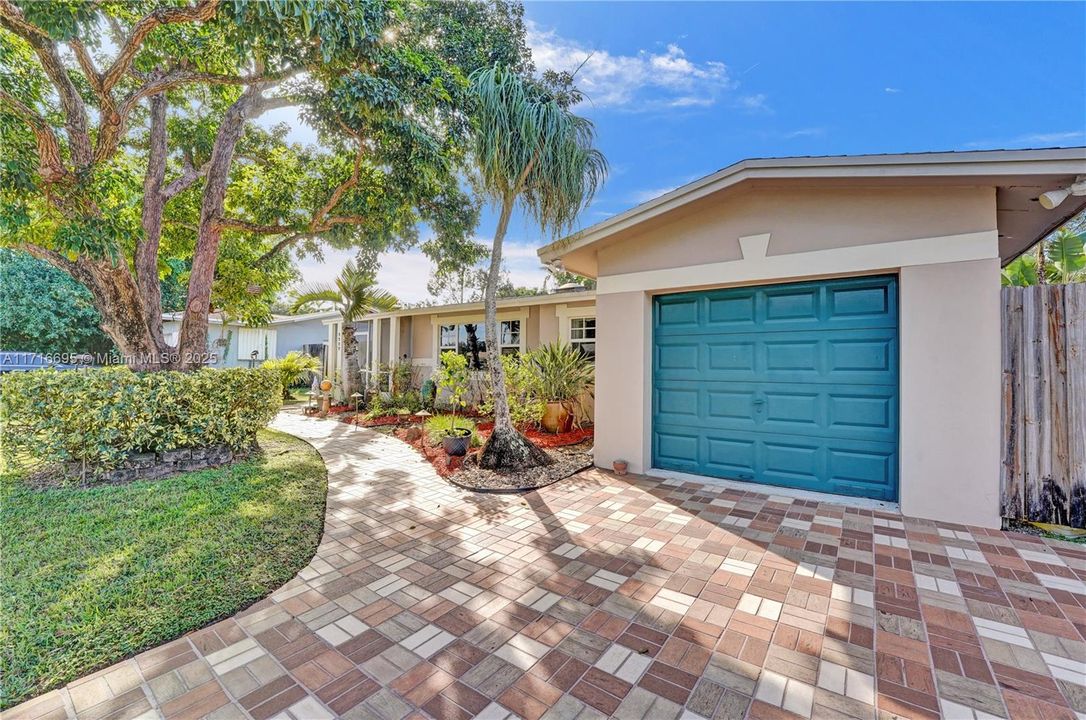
[899,259,1002,527]
[589,184,1003,528]
[596,185,995,277]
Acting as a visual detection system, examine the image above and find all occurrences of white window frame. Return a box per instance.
[555,304,597,359]
[432,311,527,368]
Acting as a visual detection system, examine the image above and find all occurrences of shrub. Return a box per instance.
[0,367,282,479]
[262,351,320,400]
[424,414,479,446]
[480,353,545,427]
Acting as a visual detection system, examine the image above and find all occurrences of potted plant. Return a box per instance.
[531,342,594,433]
[434,351,472,456]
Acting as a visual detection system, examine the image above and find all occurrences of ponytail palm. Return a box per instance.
[290,260,398,399]
[470,65,606,471]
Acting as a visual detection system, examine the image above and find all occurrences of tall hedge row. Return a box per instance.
[1,367,281,474]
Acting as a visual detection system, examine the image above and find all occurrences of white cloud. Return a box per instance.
[1016,131,1084,143]
[629,184,681,204]
[627,171,709,205]
[528,24,735,110]
[783,127,826,139]
[737,93,771,113]
[884,87,902,94]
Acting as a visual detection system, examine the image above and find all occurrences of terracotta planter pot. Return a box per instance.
[442,428,472,456]
[613,460,628,476]
[541,401,573,433]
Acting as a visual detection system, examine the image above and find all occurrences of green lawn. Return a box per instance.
[0,430,328,709]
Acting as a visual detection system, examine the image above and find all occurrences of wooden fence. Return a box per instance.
[1001,283,1085,529]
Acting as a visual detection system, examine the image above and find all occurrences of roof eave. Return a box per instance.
[537,147,1086,262]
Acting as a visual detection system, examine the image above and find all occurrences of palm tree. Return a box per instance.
[469,65,606,471]
[291,260,398,400]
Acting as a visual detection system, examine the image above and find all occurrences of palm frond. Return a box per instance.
[469,65,608,238]
[290,285,340,314]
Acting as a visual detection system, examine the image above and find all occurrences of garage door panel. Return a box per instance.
[827,447,896,489]
[828,394,894,433]
[653,275,898,501]
[655,329,898,384]
[705,437,756,479]
[655,387,699,420]
[654,431,699,468]
[655,277,897,337]
[828,337,893,372]
[654,380,896,443]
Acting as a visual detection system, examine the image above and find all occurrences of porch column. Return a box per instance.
[389,316,400,392]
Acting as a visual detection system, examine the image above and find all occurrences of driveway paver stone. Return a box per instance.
[7,413,1085,720]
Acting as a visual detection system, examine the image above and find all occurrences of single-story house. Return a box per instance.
[162,310,336,370]
[538,147,1086,529]
[327,285,596,405]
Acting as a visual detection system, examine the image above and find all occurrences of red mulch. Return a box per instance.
[475,422,595,448]
[341,413,419,427]
[393,427,463,477]
[395,423,594,477]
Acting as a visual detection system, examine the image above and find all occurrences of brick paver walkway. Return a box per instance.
[8,413,1086,720]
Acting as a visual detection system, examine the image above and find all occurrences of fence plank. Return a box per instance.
[1066,284,1085,528]
[1001,283,1085,529]
[1001,288,1024,520]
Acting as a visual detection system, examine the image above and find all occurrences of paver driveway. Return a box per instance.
[8,413,1086,720]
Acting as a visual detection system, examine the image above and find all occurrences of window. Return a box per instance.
[569,317,596,361]
[439,320,521,369]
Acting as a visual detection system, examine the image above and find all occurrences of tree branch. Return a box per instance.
[214,218,300,234]
[100,0,221,93]
[0,0,93,167]
[0,89,67,183]
[163,160,210,199]
[313,147,365,226]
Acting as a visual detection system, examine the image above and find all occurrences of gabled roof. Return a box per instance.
[538,147,1086,270]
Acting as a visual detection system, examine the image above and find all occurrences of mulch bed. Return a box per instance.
[393,423,594,491]
[451,442,594,493]
[476,422,594,449]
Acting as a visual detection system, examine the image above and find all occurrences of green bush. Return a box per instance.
[480,353,546,427]
[1,367,282,479]
[424,413,479,446]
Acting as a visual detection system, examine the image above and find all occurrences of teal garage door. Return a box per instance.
[652,275,899,501]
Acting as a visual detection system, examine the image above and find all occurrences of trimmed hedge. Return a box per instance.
[1,367,281,477]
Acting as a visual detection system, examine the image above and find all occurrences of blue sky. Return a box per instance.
[289,1,1086,301]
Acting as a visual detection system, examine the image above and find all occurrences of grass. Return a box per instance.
[0,429,328,709]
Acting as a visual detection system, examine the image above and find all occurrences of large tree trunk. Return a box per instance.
[26,246,169,369]
[177,88,262,369]
[342,322,360,401]
[478,198,551,471]
[137,92,168,350]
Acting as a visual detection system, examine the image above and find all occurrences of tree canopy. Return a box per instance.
[0,249,114,355]
[0,0,532,368]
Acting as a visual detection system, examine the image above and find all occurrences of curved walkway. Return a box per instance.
[8,412,1085,720]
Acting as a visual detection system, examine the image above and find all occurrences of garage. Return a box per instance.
[652,275,899,500]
